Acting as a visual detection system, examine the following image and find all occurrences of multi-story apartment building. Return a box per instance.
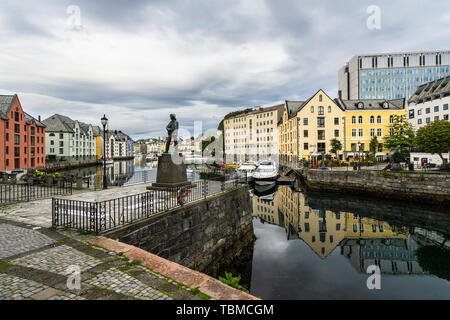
[104,130,133,159]
[339,50,450,100]
[224,104,283,164]
[1,94,46,172]
[407,75,450,129]
[407,75,450,166]
[334,98,406,161]
[42,114,98,162]
[278,89,407,165]
[279,90,345,166]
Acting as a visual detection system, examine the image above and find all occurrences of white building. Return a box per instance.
[339,50,450,100]
[42,114,98,162]
[407,75,450,166]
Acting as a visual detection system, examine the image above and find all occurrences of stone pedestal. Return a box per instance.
[147,153,190,190]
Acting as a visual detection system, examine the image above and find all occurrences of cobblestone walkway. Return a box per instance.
[0,219,207,300]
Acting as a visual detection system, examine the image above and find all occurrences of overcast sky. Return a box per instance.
[0,0,449,139]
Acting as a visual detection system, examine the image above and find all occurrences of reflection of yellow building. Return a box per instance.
[278,186,347,259]
[274,186,409,260]
[252,191,280,225]
[346,214,408,239]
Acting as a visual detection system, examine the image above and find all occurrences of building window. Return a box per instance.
[310,106,314,113]
[318,106,324,115]
[317,117,325,127]
[334,118,339,125]
[358,116,363,124]
[377,128,382,136]
[358,128,363,137]
[426,117,430,123]
[303,118,308,125]
[318,130,325,140]
[304,130,308,137]
[31,127,35,135]
[377,115,381,123]
[426,108,430,114]
[351,116,356,124]
[444,104,449,110]
[352,129,356,137]
[351,143,356,151]
[370,128,375,136]
[390,128,394,135]
[319,95,323,102]
[418,109,422,115]
[304,143,308,150]
[434,106,439,112]
[335,130,339,137]
[378,143,383,152]
[14,135,20,145]
[14,124,20,133]
[434,116,439,121]
[328,106,331,113]
[418,119,422,125]
[370,116,374,123]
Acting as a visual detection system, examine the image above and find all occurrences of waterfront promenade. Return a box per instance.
[0,218,205,300]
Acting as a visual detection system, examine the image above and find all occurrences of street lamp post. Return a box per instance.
[358,141,362,171]
[101,115,108,189]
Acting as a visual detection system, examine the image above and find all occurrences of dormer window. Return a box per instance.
[357,102,364,109]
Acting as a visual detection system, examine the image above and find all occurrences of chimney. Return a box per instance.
[338,90,342,99]
[38,115,41,121]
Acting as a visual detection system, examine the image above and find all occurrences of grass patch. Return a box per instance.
[0,262,12,270]
[76,229,98,236]
[190,287,212,300]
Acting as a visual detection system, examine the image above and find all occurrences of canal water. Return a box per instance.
[238,184,450,299]
[58,156,199,187]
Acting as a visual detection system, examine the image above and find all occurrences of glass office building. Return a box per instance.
[338,51,450,100]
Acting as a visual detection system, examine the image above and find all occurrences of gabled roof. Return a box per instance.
[42,114,75,133]
[408,75,450,104]
[24,112,46,127]
[285,101,305,119]
[0,95,16,119]
[334,98,405,110]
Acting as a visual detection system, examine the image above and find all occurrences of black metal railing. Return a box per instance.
[1,182,73,204]
[52,175,244,233]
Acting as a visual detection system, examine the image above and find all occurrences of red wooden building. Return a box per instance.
[0,94,46,172]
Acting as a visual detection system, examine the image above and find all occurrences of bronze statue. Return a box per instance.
[165,114,179,153]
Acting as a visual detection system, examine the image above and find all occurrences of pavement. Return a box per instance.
[0,218,208,300]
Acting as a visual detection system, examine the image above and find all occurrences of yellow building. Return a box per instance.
[224,104,283,164]
[279,89,345,166]
[334,98,407,161]
[278,90,407,166]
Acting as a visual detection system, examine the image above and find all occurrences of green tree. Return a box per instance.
[369,136,379,155]
[329,138,342,160]
[415,120,450,164]
[383,115,415,162]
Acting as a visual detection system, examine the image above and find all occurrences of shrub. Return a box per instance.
[218,272,249,293]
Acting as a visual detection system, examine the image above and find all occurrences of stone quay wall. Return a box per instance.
[103,185,254,273]
[295,169,450,206]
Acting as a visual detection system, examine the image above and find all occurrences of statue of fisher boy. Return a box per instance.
[165,114,179,153]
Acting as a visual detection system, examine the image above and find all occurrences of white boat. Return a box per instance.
[184,154,207,165]
[253,161,279,185]
[236,163,257,180]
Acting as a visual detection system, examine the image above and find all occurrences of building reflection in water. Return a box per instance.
[252,184,450,276]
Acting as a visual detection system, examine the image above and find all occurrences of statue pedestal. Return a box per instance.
[147,153,190,190]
